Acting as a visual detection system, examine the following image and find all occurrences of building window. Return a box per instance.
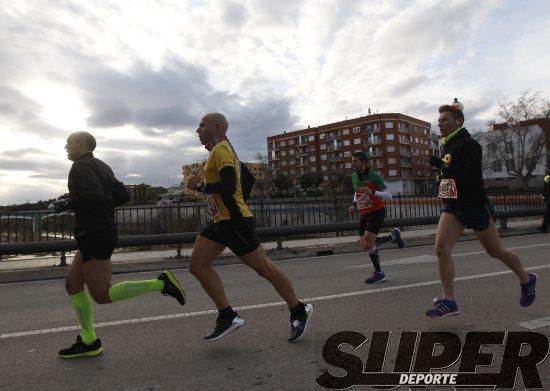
[389,169,397,176]
[493,160,502,172]
[366,123,379,131]
[355,149,362,153]
[321,154,327,160]
[310,156,316,162]
[343,140,351,146]
[386,133,395,141]
[342,129,350,135]
[387,145,395,152]
[311,167,317,172]
[345,162,352,168]
[321,166,327,172]
[388,158,396,164]
[289,149,294,155]
[354,138,361,144]
[320,133,326,139]
[308,135,314,141]
[288,139,294,145]
[281,151,286,157]
[290,169,295,174]
[281,141,286,147]
[282,161,287,166]
[385,122,394,128]
[344,151,351,157]
[353,126,361,133]
[320,144,327,150]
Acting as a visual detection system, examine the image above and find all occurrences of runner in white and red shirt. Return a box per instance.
[348,152,405,284]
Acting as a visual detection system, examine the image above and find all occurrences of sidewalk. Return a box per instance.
[0,218,543,283]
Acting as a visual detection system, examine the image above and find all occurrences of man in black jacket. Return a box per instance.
[425,101,536,318]
[537,170,550,233]
[55,131,186,359]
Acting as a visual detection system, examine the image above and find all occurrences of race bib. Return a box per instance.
[355,188,373,212]
[438,178,458,199]
[207,195,221,218]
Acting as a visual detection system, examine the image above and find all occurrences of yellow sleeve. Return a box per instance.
[212,145,236,172]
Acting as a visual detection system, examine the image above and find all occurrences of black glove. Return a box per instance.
[428,155,444,169]
[48,198,71,214]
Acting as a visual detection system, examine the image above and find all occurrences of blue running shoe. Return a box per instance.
[391,228,405,249]
[520,273,537,307]
[426,298,459,318]
[365,271,386,284]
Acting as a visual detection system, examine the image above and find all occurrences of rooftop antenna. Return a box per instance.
[368,107,372,115]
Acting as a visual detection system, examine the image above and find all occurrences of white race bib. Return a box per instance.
[438,178,458,199]
[207,195,221,218]
[355,190,373,212]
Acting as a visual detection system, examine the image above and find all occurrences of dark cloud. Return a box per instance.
[221,2,248,28]
[2,148,45,158]
[0,157,68,175]
[0,86,41,123]
[389,75,429,96]
[79,59,298,160]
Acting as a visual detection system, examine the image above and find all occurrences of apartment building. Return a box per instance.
[181,160,269,197]
[267,113,438,194]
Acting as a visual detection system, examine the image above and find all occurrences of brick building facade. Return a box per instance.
[267,113,439,194]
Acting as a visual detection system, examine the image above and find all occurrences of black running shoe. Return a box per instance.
[391,228,405,248]
[288,303,313,343]
[204,314,245,342]
[58,335,103,359]
[158,270,186,305]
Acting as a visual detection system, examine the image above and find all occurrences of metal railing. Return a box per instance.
[0,191,545,252]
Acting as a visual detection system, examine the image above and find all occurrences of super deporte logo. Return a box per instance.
[316,331,550,389]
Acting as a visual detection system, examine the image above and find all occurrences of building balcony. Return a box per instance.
[398,127,410,133]
[400,150,412,157]
[400,161,412,168]
[399,139,411,145]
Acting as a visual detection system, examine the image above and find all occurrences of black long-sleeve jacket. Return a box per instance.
[439,128,487,207]
[67,152,129,238]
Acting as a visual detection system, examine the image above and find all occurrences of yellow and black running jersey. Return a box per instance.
[204,140,253,222]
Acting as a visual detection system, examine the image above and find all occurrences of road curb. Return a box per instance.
[0,227,542,284]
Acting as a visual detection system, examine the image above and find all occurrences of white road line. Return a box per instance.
[2,263,549,340]
[345,255,437,269]
[344,243,550,269]
[519,317,550,330]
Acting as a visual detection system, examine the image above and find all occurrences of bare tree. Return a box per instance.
[482,92,549,187]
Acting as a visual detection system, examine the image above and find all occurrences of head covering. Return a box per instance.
[451,97,464,112]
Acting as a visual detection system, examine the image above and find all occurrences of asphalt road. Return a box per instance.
[1,234,549,390]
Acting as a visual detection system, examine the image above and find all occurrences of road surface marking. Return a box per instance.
[519,317,550,330]
[2,263,549,340]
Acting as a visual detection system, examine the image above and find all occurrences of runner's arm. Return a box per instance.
[374,189,392,200]
[442,142,482,184]
[203,166,237,195]
[68,163,107,212]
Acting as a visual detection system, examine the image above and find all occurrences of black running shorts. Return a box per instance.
[200,217,261,256]
[76,229,118,262]
[359,208,386,236]
[441,201,496,231]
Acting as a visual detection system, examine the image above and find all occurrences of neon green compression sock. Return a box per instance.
[70,290,97,345]
[108,279,164,302]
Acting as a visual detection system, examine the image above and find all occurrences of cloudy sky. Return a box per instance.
[1,0,549,204]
